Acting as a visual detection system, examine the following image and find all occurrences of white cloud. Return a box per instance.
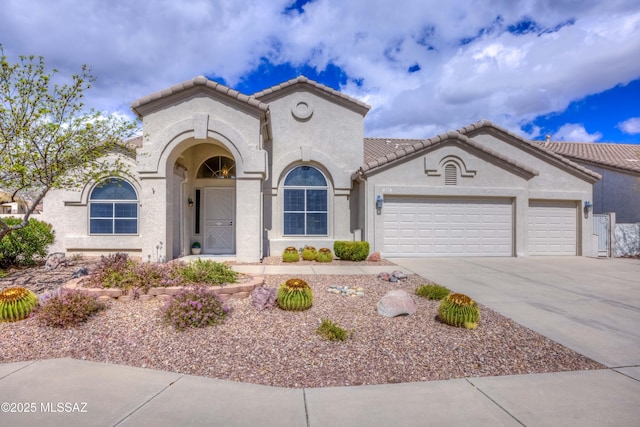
[618,117,640,134]
[552,123,603,142]
[1,0,640,139]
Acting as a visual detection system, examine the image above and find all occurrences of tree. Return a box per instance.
[0,46,139,241]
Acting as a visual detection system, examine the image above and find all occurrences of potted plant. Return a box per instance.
[191,241,202,255]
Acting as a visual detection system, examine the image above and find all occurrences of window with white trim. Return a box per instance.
[89,178,138,234]
[283,166,328,235]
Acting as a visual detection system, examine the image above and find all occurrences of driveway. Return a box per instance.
[391,256,640,369]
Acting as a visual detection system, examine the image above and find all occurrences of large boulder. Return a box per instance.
[251,287,277,311]
[376,290,417,317]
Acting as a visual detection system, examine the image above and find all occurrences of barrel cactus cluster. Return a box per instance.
[277,278,313,311]
[315,247,333,263]
[282,246,300,263]
[301,246,317,261]
[0,287,39,322]
[438,293,480,329]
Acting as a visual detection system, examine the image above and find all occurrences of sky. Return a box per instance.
[1,0,640,144]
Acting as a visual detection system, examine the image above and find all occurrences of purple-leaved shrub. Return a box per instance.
[162,286,229,331]
[36,289,105,328]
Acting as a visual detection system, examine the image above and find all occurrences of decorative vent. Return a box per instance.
[445,164,457,185]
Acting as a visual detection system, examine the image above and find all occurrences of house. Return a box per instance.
[41,76,600,262]
[535,141,640,224]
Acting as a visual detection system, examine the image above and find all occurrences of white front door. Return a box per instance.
[204,187,235,254]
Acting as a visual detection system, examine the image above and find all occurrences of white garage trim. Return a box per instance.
[527,200,577,256]
[382,197,513,257]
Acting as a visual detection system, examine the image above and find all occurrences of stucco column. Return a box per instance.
[139,177,168,262]
[235,177,262,263]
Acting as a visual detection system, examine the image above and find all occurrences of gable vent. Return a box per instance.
[445,164,457,185]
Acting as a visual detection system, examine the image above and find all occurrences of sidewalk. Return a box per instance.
[1,358,639,427]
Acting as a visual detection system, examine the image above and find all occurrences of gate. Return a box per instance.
[593,214,610,257]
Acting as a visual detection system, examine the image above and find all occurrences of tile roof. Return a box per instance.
[359,130,540,177]
[364,137,424,163]
[456,120,601,180]
[131,76,269,116]
[534,141,640,174]
[251,76,371,114]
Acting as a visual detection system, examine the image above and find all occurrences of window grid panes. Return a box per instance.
[283,166,328,236]
[89,179,138,235]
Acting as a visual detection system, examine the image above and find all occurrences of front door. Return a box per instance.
[204,187,235,254]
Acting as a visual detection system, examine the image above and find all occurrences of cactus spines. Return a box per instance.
[301,246,317,261]
[316,247,333,263]
[0,287,39,322]
[438,293,480,329]
[282,246,300,263]
[277,278,313,311]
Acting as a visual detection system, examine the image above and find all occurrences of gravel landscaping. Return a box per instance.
[0,259,604,388]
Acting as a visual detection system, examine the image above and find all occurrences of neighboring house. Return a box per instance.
[42,76,600,262]
[0,191,30,215]
[535,141,640,224]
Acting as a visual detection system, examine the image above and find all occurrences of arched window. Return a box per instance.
[89,178,138,234]
[283,166,328,235]
[197,156,236,179]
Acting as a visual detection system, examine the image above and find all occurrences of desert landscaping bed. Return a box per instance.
[0,261,604,388]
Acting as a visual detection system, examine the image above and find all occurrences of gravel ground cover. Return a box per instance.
[0,260,603,388]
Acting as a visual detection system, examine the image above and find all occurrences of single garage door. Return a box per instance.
[383,197,513,257]
[527,200,577,255]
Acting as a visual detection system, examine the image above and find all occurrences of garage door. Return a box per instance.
[383,197,513,257]
[527,200,577,255]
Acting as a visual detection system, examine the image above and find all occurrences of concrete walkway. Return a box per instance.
[1,257,639,426]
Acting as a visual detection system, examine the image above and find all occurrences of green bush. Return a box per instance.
[0,287,39,322]
[317,319,351,341]
[438,293,480,330]
[301,246,317,261]
[416,283,451,300]
[85,252,137,290]
[315,247,333,263]
[0,217,55,268]
[333,241,370,261]
[282,246,300,263]
[162,286,229,331]
[175,259,237,285]
[36,289,105,328]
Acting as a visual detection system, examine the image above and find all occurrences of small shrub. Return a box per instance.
[416,283,450,300]
[301,246,317,261]
[438,293,480,330]
[317,319,351,341]
[315,247,333,263]
[277,278,313,311]
[0,217,55,268]
[0,287,39,322]
[162,286,229,331]
[36,289,105,328]
[282,246,300,263]
[175,259,237,285]
[130,262,184,293]
[333,241,370,261]
[86,252,137,289]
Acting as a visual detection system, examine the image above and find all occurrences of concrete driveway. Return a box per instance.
[391,256,640,368]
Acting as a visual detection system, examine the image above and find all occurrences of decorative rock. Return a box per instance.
[377,272,391,281]
[71,267,89,279]
[327,285,364,296]
[391,270,408,280]
[118,295,133,302]
[97,296,112,303]
[367,251,381,262]
[377,290,417,317]
[251,287,277,310]
[139,294,154,302]
[45,252,67,271]
[156,294,172,302]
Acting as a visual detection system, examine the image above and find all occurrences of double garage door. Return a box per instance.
[383,197,577,257]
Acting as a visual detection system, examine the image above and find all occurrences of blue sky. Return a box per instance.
[2,0,640,144]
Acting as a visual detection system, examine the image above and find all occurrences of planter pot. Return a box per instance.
[191,247,202,255]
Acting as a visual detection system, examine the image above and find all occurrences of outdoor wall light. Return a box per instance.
[188,197,194,207]
[584,201,593,212]
[376,195,383,214]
